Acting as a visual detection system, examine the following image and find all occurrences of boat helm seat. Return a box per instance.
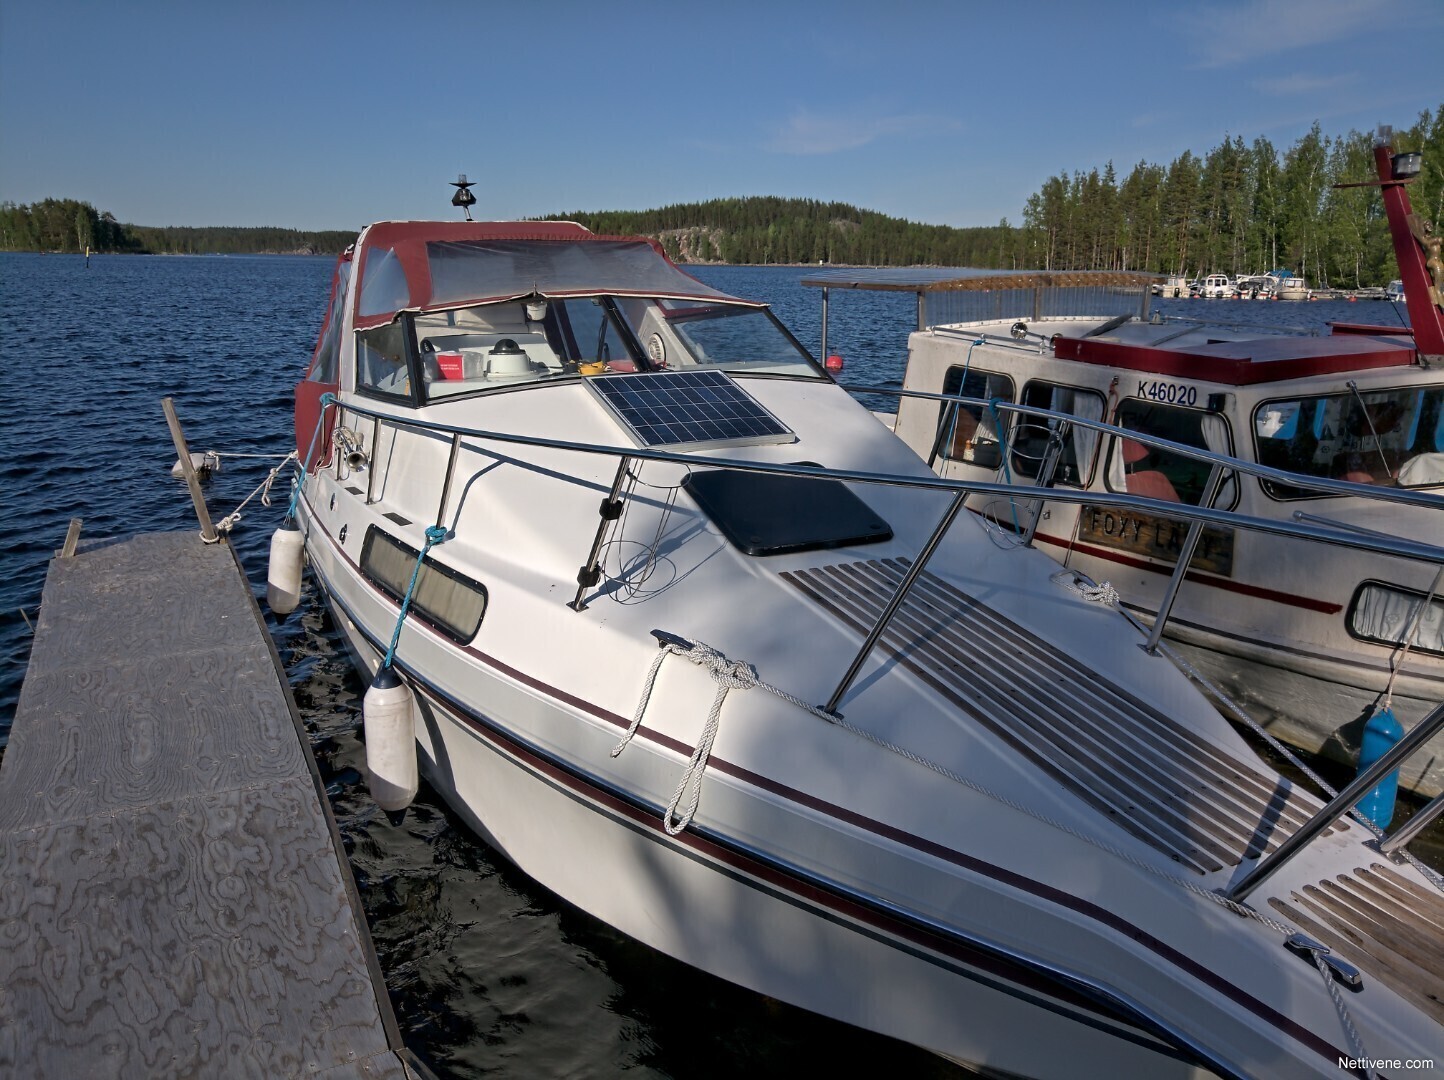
[1121,438,1181,501]
[1334,452,1380,485]
[1125,469,1182,502]
[1121,438,1151,465]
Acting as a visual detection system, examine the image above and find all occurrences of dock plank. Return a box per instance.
[0,532,416,1079]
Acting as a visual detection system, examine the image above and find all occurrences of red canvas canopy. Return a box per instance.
[351,220,759,329]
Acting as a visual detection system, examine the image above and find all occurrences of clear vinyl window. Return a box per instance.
[310,259,351,384]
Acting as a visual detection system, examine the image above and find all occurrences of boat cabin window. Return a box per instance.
[355,319,419,403]
[1011,382,1106,486]
[414,302,568,398]
[360,526,488,644]
[1253,386,1444,498]
[357,247,411,318]
[634,299,818,376]
[1105,399,1236,507]
[1347,580,1444,658]
[309,260,351,384]
[556,298,639,371]
[937,366,1015,469]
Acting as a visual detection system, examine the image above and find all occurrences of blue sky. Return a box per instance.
[1,0,1439,231]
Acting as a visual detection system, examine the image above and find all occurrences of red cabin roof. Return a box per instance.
[1052,330,1417,386]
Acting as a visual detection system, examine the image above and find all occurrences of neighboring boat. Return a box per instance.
[278,177,1444,1078]
[1199,273,1235,299]
[1388,279,1407,303]
[1153,273,1192,299]
[1270,271,1314,301]
[1235,274,1279,300]
[806,138,1444,797]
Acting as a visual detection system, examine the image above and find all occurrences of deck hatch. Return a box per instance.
[782,557,1343,874]
[587,369,795,452]
[683,467,892,556]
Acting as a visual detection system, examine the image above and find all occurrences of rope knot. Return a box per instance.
[689,643,757,690]
[1051,569,1119,606]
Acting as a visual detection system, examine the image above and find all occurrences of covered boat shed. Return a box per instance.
[800,267,1162,358]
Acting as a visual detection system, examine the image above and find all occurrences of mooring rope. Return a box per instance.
[204,450,298,542]
[1380,566,1443,712]
[380,525,449,671]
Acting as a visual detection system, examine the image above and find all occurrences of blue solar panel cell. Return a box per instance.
[587,370,795,451]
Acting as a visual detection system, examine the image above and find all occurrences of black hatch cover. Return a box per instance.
[683,466,892,556]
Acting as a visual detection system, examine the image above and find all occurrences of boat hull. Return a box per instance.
[318,581,1219,1080]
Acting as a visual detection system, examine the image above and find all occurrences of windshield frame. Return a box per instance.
[361,294,826,409]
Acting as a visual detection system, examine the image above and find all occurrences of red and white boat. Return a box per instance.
[272,168,1444,1077]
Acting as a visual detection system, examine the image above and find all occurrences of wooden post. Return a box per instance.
[59,518,82,557]
[162,397,218,542]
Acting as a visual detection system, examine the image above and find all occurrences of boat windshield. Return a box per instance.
[387,294,820,403]
[619,298,817,375]
[1254,385,1444,497]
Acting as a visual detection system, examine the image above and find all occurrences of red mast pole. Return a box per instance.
[1375,142,1444,360]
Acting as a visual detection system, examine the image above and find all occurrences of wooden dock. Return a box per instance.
[0,531,422,1078]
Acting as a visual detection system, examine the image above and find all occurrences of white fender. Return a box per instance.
[363,666,419,813]
[266,522,304,614]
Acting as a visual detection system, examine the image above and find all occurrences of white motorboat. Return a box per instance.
[1154,274,1194,299]
[806,137,1444,798]
[1271,273,1315,302]
[274,182,1444,1078]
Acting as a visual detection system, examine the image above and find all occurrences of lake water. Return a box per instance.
[0,251,1430,1077]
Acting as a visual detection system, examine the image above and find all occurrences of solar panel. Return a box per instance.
[586,369,795,452]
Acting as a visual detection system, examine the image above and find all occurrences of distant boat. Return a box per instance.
[1151,273,1192,298]
[1388,279,1407,303]
[1234,274,1279,300]
[1268,270,1313,301]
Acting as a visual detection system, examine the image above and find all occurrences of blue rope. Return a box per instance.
[381,525,450,670]
[286,392,336,520]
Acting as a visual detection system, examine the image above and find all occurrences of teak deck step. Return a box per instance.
[783,557,1343,875]
[1270,862,1444,1026]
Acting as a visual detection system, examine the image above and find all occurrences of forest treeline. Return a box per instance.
[548,109,1441,287]
[0,199,354,256]
[4,107,1439,286]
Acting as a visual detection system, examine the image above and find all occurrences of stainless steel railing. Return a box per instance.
[310,385,1444,877]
